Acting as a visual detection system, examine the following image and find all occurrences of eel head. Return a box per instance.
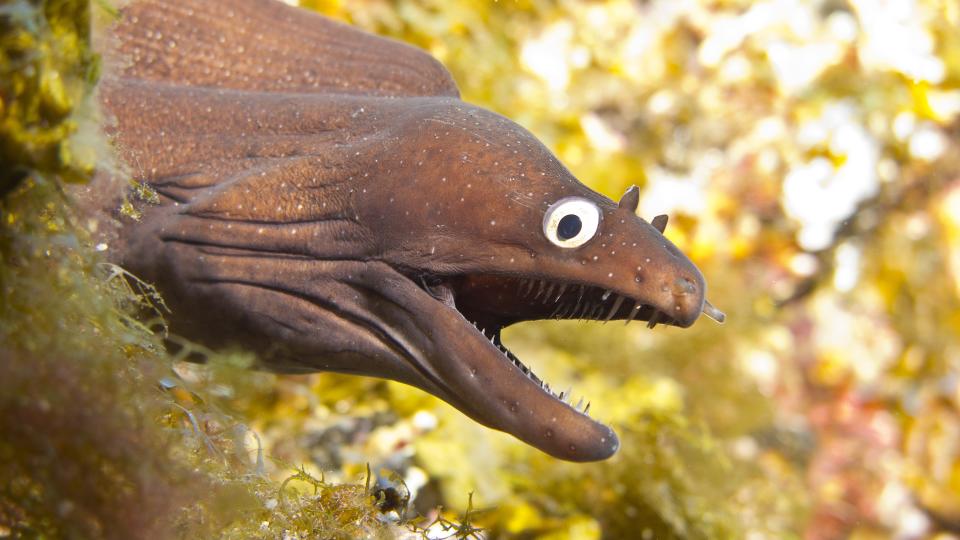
[338,100,724,461]
[99,0,722,463]
[113,92,721,462]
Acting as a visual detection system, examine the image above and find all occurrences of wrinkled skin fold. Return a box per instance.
[88,0,723,461]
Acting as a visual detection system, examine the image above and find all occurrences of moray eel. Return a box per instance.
[95,0,724,462]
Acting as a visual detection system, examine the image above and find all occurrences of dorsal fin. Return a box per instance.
[107,0,460,98]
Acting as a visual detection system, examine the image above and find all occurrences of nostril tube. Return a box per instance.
[672,276,697,296]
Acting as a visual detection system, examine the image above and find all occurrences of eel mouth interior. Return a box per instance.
[411,272,709,460]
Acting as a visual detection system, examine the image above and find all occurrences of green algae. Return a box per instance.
[0,0,98,195]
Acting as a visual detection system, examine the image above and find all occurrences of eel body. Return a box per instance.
[92,0,723,461]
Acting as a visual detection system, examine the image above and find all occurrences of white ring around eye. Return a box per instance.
[542,197,601,248]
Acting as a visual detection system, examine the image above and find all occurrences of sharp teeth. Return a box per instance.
[703,300,726,323]
[603,294,626,323]
[601,289,612,301]
[542,283,556,304]
[549,302,565,318]
[521,279,534,297]
[625,303,642,325]
[577,284,586,304]
[554,303,574,319]
[497,342,591,412]
[554,283,568,302]
[647,311,661,329]
[534,280,547,300]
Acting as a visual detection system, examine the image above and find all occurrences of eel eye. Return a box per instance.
[543,197,601,248]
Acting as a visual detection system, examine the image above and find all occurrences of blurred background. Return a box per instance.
[3,0,960,538]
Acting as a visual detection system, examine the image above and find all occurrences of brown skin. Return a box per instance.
[93,0,721,461]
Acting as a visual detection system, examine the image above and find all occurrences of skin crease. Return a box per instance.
[89,0,721,462]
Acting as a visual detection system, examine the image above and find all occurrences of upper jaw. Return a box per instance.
[445,272,706,331]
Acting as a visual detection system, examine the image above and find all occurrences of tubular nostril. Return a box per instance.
[672,277,697,296]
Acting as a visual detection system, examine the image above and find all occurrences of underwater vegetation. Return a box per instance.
[3,0,960,539]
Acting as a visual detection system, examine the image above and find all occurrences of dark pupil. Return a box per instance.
[557,214,583,240]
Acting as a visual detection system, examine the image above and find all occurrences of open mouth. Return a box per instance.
[411,271,724,461]
[444,274,686,396]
